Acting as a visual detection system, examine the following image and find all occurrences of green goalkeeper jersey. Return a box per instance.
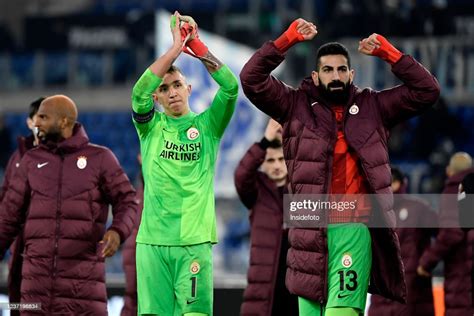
[131,65,238,246]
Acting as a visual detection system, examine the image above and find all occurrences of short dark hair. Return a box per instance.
[391,166,404,183]
[29,96,46,119]
[316,42,351,70]
[268,139,282,149]
[167,65,183,75]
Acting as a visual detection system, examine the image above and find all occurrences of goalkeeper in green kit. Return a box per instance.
[131,11,238,315]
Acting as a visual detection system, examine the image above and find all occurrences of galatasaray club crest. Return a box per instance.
[187,127,200,141]
[349,104,359,115]
[190,261,200,274]
[77,156,87,169]
[342,254,353,268]
[399,208,408,221]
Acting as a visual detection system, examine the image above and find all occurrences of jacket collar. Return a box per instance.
[299,76,359,108]
[39,123,89,155]
[17,134,36,156]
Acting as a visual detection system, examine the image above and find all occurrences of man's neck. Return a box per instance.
[275,179,286,187]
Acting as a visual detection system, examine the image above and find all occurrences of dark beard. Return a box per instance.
[318,80,350,104]
[39,127,63,144]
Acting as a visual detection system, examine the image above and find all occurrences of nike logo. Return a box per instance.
[337,293,351,299]
[37,162,49,169]
[186,299,197,305]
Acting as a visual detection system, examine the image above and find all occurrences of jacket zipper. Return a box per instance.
[50,154,64,312]
[321,104,337,306]
[316,95,356,309]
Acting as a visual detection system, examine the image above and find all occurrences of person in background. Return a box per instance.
[235,119,298,316]
[418,152,474,315]
[0,97,44,314]
[458,172,474,308]
[0,111,13,174]
[369,166,437,316]
[1,97,44,200]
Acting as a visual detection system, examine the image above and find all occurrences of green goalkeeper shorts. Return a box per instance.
[136,242,213,315]
[298,223,371,315]
[326,223,371,312]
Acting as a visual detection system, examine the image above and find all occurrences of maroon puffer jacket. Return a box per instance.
[369,190,437,316]
[235,143,298,316]
[0,123,137,315]
[0,135,35,314]
[240,42,440,303]
[121,177,143,316]
[419,167,474,316]
[1,135,35,201]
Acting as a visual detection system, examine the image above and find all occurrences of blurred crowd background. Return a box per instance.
[0,0,473,313]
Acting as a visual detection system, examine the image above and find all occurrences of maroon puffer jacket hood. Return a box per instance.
[0,123,138,315]
[240,41,440,304]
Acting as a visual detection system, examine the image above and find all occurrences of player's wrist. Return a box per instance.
[372,35,402,65]
[186,38,208,58]
[273,20,304,52]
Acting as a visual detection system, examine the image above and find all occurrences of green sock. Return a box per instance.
[325,307,359,316]
[298,296,324,316]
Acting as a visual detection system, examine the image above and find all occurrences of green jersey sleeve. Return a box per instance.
[131,69,162,138]
[204,65,239,138]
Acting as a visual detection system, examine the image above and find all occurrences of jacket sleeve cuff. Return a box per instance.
[108,226,127,244]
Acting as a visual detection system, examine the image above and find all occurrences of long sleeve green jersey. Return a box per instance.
[131,65,238,246]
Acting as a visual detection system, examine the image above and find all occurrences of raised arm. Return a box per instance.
[131,11,187,137]
[179,15,223,74]
[180,15,239,137]
[239,19,317,122]
[235,143,266,209]
[234,119,282,208]
[358,33,440,127]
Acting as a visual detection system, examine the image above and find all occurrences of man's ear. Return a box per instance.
[187,84,192,95]
[311,71,319,86]
[349,68,355,83]
[60,117,69,129]
[152,93,159,102]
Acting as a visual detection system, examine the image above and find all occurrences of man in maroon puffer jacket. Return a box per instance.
[418,152,474,315]
[369,167,437,315]
[240,19,440,315]
[235,119,298,316]
[0,95,138,315]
